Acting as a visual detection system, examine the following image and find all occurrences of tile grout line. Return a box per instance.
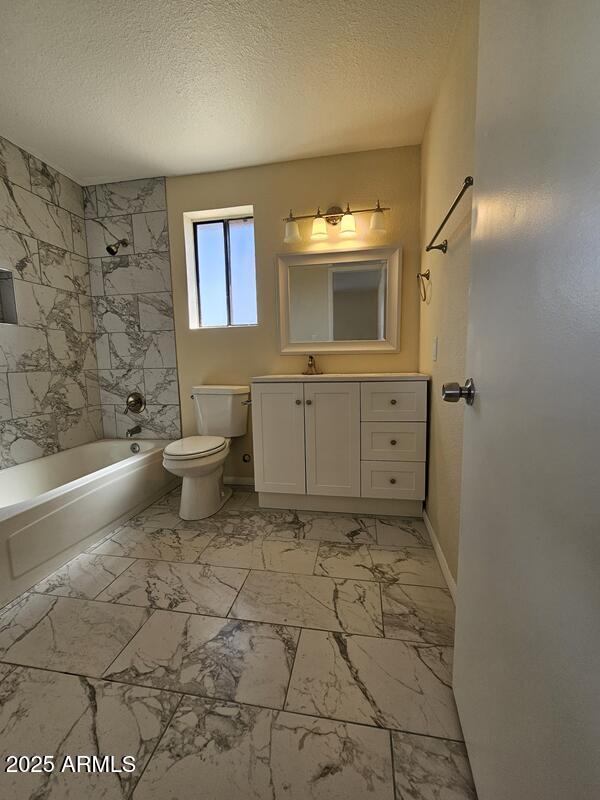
[24,587,453,646]
[389,728,398,799]
[378,581,386,638]
[1,661,464,744]
[1,263,92,298]
[99,679,467,743]
[127,691,184,796]
[0,658,466,744]
[100,608,158,679]
[222,568,252,618]
[88,532,445,589]
[312,540,325,577]
[90,557,140,601]
[282,627,304,712]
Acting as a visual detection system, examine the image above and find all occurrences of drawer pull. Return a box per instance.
[390,399,397,405]
[390,439,397,445]
[295,399,302,405]
[389,477,397,484]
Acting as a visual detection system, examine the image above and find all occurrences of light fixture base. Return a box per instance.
[325,206,343,226]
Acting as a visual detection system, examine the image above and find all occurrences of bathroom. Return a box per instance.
[0,1,598,798]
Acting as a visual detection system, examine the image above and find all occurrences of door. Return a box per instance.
[304,382,360,496]
[251,383,305,494]
[454,2,600,798]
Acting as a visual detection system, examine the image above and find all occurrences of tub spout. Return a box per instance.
[126,425,142,438]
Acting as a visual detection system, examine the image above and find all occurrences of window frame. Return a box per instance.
[193,216,256,328]
[183,205,257,330]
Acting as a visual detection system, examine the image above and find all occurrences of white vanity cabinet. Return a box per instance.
[252,374,428,515]
[251,382,306,494]
[251,381,360,496]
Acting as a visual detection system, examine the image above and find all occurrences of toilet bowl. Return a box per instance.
[162,385,250,520]
[163,435,231,520]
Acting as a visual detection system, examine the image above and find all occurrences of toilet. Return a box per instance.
[162,385,250,520]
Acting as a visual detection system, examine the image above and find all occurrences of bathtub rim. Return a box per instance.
[0,438,169,522]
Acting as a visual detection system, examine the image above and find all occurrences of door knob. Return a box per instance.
[295,399,302,405]
[306,399,312,405]
[442,378,476,405]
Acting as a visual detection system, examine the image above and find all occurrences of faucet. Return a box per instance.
[303,354,322,375]
[126,424,142,438]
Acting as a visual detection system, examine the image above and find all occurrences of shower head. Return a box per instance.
[106,238,129,256]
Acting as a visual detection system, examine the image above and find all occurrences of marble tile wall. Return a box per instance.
[84,177,181,440]
[0,136,100,469]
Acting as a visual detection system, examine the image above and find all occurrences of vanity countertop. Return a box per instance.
[251,372,429,383]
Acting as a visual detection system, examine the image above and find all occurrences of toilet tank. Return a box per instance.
[191,385,250,437]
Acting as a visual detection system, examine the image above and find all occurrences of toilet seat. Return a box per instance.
[163,435,227,461]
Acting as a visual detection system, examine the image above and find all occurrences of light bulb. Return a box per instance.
[340,204,356,237]
[311,209,328,240]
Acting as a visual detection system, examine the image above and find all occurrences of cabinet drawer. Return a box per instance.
[361,422,426,462]
[361,381,427,422]
[361,460,425,500]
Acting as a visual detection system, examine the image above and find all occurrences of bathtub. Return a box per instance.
[0,439,178,607]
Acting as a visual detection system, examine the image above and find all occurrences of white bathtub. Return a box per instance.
[0,439,178,607]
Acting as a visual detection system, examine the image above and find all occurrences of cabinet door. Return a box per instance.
[252,383,306,494]
[304,382,360,497]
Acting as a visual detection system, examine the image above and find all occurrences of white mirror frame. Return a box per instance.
[277,245,402,354]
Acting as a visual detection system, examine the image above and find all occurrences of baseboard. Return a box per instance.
[423,510,457,603]
[259,492,423,517]
[224,476,255,487]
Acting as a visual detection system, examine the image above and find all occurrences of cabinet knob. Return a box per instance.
[306,399,312,405]
[390,439,397,446]
[390,398,397,405]
[389,478,397,485]
[295,399,302,405]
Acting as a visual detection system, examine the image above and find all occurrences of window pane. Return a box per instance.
[195,222,228,326]
[228,218,258,325]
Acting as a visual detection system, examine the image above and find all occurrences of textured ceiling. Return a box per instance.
[0,0,463,184]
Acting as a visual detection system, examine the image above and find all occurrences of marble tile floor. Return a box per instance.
[0,486,476,799]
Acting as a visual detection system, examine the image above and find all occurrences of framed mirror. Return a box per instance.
[277,246,401,354]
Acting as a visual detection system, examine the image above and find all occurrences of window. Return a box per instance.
[192,215,258,328]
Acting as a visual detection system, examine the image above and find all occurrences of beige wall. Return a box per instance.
[166,147,421,479]
[418,0,479,579]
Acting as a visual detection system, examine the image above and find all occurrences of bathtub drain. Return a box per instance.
[130,442,141,454]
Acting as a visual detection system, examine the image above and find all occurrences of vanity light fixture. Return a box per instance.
[283,210,301,243]
[339,204,356,237]
[310,208,328,240]
[282,201,390,242]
